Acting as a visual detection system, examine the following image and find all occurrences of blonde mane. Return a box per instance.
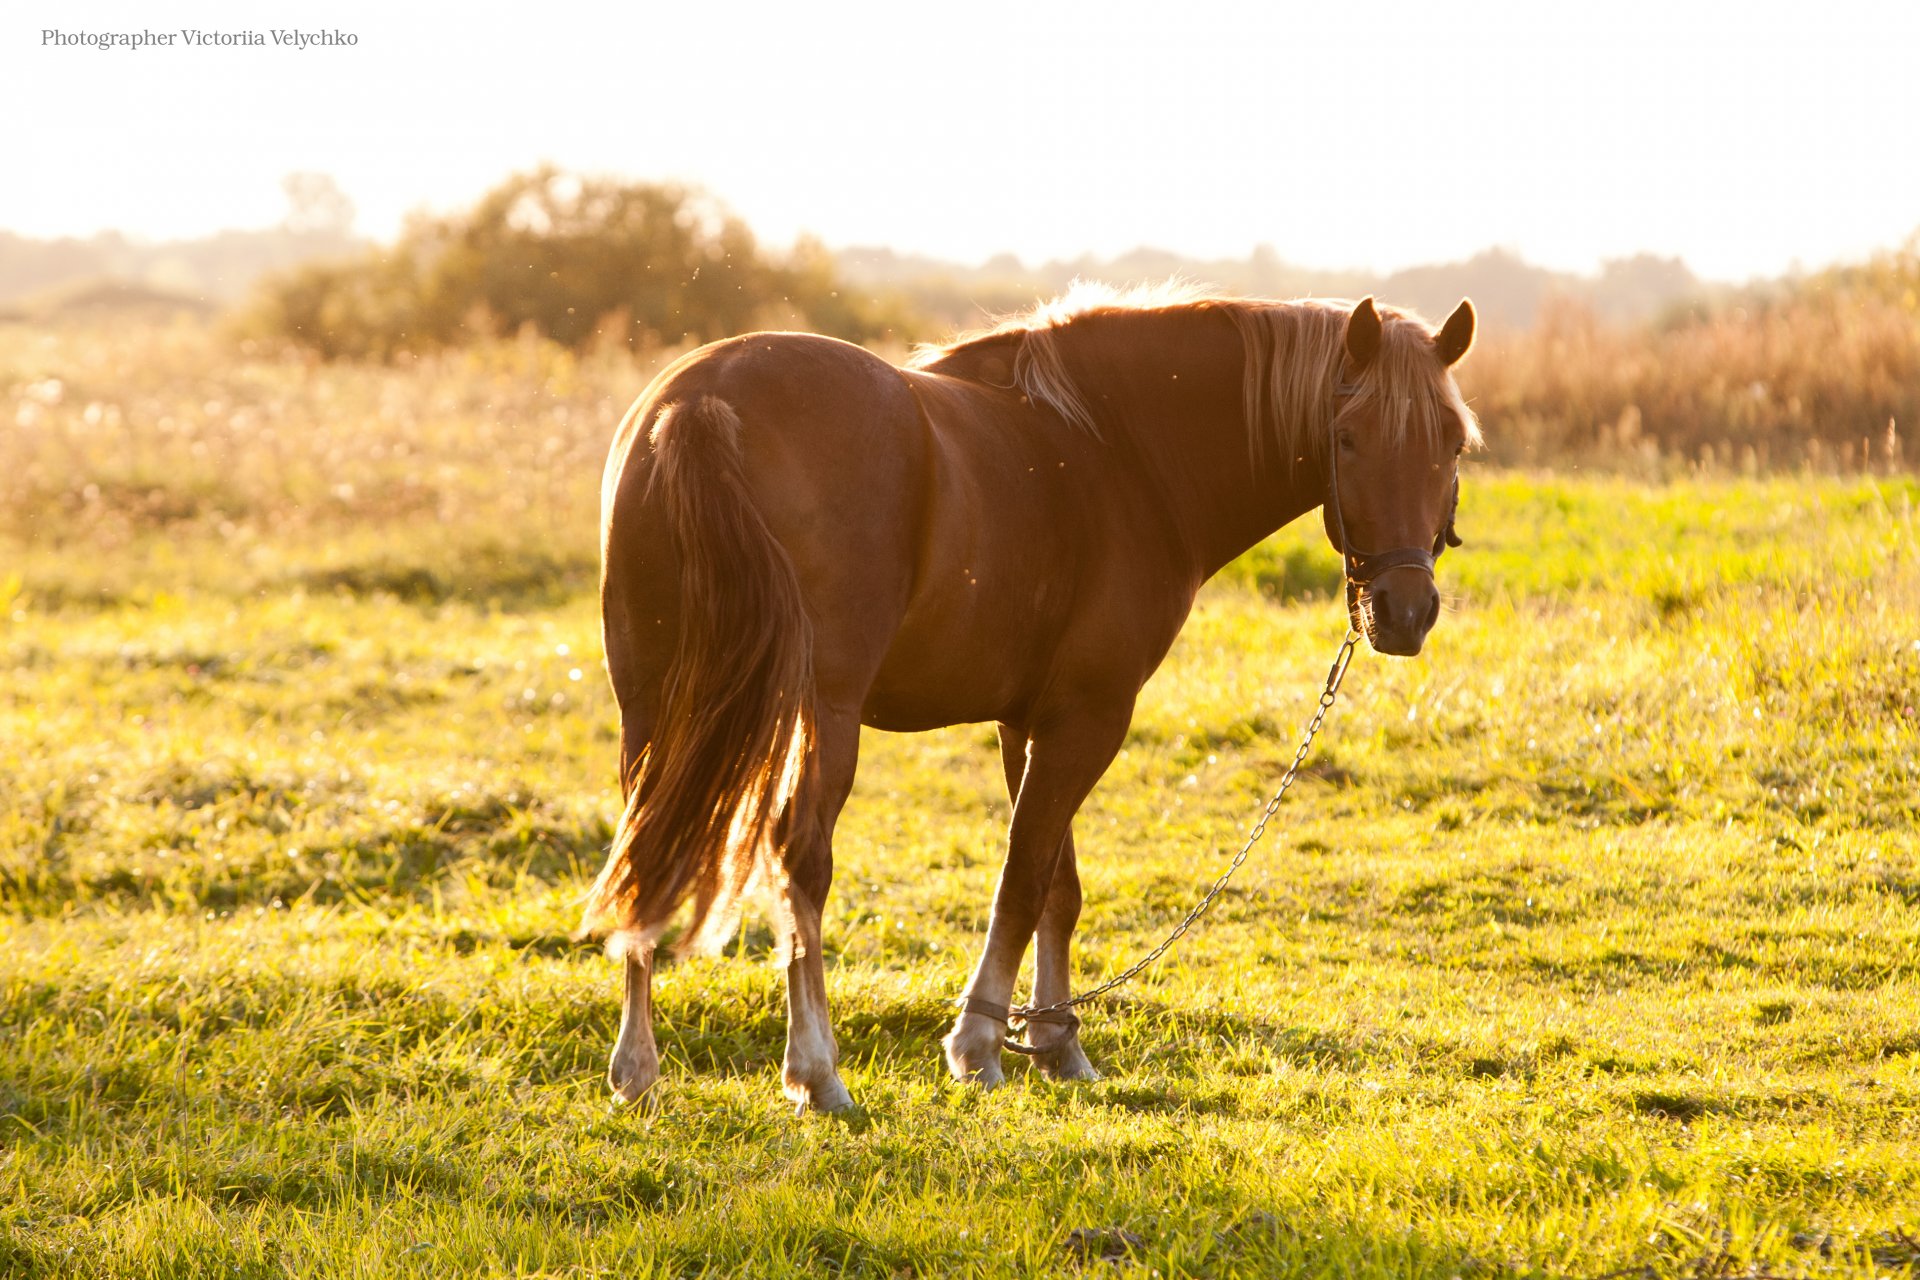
[909,282,1481,463]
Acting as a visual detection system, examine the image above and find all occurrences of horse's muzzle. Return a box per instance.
[1358,567,1439,657]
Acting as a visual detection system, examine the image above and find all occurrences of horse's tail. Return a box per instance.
[581,395,814,957]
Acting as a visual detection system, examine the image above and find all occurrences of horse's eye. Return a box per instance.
[1337,431,1358,454]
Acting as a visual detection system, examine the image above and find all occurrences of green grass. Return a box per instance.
[4,323,1920,1276]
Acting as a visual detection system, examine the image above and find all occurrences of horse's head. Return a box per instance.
[1323,296,1478,657]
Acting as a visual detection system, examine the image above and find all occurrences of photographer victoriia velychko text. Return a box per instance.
[40,29,359,49]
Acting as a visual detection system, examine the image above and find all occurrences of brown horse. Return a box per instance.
[581,286,1480,1111]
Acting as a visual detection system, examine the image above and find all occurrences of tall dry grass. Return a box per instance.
[1460,243,1919,473]
[2,319,663,598]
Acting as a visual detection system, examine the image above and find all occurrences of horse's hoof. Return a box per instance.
[944,1055,1006,1088]
[786,1074,855,1115]
[960,1061,1006,1088]
[942,1044,1006,1087]
[609,1066,658,1105]
[608,1048,660,1105]
[609,1063,658,1104]
[943,1015,1007,1086]
[1035,1043,1101,1083]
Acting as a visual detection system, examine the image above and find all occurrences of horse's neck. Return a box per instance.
[1075,313,1326,582]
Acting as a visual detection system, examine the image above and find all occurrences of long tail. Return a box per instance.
[581,395,814,956]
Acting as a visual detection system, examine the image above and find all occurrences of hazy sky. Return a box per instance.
[5,0,1917,281]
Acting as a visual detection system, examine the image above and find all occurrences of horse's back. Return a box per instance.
[609,331,923,486]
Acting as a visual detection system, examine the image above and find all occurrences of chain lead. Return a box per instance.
[1003,628,1362,1037]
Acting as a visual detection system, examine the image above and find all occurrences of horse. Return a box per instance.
[580,285,1480,1112]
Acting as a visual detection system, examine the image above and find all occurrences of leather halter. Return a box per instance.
[1327,374,1462,621]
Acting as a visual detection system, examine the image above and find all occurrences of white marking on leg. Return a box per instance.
[608,949,660,1103]
[782,911,852,1113]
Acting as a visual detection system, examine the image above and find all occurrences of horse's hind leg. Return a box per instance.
[607,718,661,1104]
[609,947,658,1102]
[780,709,862,1113]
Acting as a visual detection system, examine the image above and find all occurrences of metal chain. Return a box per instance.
[1006,627,1362,1029]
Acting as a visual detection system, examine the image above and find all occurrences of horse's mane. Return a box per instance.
[908,281,1482,464]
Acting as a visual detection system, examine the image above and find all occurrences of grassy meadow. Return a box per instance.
[3,319,1919,1278]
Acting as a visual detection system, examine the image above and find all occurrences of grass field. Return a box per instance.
[3,322,1919,1277]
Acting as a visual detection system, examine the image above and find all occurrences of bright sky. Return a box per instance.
[4,0,1917,281]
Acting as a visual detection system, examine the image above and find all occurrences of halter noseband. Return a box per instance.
[1326,373,1461,621]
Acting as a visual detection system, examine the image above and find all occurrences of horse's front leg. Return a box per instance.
[945,706,1129,1085]
[1025,830,1099,1082]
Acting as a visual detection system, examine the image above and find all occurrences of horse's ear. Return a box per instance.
[1435,298,1475,366]
[1344,296,1382,368]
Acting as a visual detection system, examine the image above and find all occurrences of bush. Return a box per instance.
[247,169,918,359]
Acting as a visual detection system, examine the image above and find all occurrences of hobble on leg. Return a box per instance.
[943,932,1025,1087]
[945,710,1129,1088]
[943,724,1030,1086]
[945,814,1045,1084]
